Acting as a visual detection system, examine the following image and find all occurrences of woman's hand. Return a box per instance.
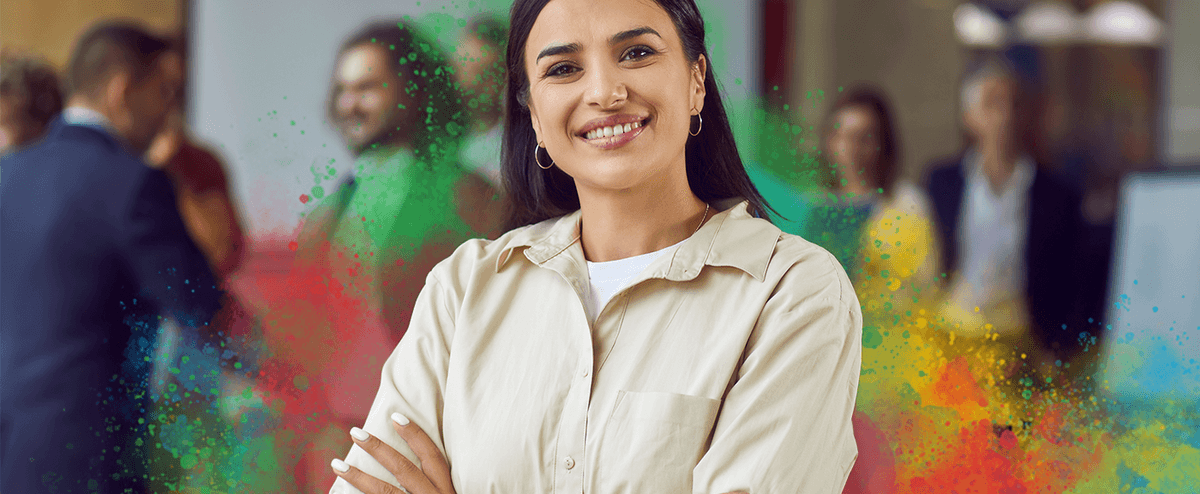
[329,414,750,494]
[332,413,455,494]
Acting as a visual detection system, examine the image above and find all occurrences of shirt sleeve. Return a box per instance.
[692,250,864,494]
[330,272,456,494]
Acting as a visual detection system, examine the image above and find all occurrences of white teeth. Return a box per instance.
[584,121,644,140]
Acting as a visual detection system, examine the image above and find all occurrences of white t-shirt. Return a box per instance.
[949,148,1035,329]
[584,240,684,324]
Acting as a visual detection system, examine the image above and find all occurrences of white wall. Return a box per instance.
[189,0,760,238]
[1164,0,1200,164]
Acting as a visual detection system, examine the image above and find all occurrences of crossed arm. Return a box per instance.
[329,249,862,494]
[331,417,749,494]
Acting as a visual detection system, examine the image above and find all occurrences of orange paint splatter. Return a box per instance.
[933,356,989,408]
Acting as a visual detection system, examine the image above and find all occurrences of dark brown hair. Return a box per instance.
[500,0,774,230]
[67,20,171,98]
[819,84,901,195]
[0,54,63,131]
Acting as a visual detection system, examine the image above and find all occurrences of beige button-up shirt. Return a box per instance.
[331,200,862,494]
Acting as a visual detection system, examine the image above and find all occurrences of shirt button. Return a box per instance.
[564,456,576,470]
[582,369,590,378]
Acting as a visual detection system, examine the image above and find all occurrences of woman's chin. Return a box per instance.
[570,169,667,197]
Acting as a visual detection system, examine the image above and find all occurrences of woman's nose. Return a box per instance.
[583,64,627,109]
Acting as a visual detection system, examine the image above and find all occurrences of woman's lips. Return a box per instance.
[579,117,650,150]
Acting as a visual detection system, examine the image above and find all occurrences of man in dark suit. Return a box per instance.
[926,55,1083,368]
[1,22,223,492]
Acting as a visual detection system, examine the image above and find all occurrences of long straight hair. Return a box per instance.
[500,0,774,230]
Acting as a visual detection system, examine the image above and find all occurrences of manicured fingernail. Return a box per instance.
[350,427,369,441]
[331,458,350,473]
[391,412,410,426]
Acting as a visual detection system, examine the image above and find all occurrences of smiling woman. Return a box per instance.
[502,0,771,234]
[328,0,862,493]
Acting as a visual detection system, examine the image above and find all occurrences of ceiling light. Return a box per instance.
[1014,1,1082,45]
[954,2,1008,48]
[1082,1,1164,46]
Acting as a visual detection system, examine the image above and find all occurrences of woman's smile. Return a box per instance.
[577,115,651,149]
[521,0,708,192]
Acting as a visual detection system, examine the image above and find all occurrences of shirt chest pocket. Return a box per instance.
[595,391,722,493]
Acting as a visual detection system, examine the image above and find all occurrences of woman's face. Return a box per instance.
[523,0,706,194]
[826,105,881,186]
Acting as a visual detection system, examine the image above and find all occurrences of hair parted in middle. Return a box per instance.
[499,0,775,230]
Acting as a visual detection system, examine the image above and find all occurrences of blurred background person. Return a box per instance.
[925,54,1083,368]
[139,37,260,492]
[0,51,63,154]
[803,86,939,494]
[262,18,503,492]
[312,17,504,344]
[1,21,223,493]
[453,14,507,188]
[145,38,247,279]
[803,85,942,315]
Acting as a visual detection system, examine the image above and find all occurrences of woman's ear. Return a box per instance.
[528,101,544,144]
[690,54,707,114]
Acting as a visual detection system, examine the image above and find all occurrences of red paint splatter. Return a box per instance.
[933,355,989,408]
[909,420,1027,494]
[1033,403,1070,445]
[845,411,898,493]
[228,230,408,492]
[999,429,1018,450]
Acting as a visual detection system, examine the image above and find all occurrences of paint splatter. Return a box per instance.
[81,4,1198,493]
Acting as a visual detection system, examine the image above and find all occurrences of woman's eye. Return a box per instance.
[621,46,656,62]
[546,63,578,78]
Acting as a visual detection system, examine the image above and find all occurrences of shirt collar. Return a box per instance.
[61,106,117,134]
[356,145,411,164]
[963,147,1035,195]
[496,198,780,282]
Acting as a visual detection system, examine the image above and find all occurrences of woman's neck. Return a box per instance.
[833,164,876,198]
[839,177,874,197]
[576,180,709,263]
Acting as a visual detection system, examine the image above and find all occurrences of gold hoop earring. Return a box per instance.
[689,111,703,137]
[534,142,554,170]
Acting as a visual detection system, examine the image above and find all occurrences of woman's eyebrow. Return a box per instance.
[536,42,581,63]
[535,27,662,63]
[610,27,661,45]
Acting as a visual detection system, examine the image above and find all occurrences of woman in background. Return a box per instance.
[146,106,247,277]
[803,85,941,316]
[801,85,941,494]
